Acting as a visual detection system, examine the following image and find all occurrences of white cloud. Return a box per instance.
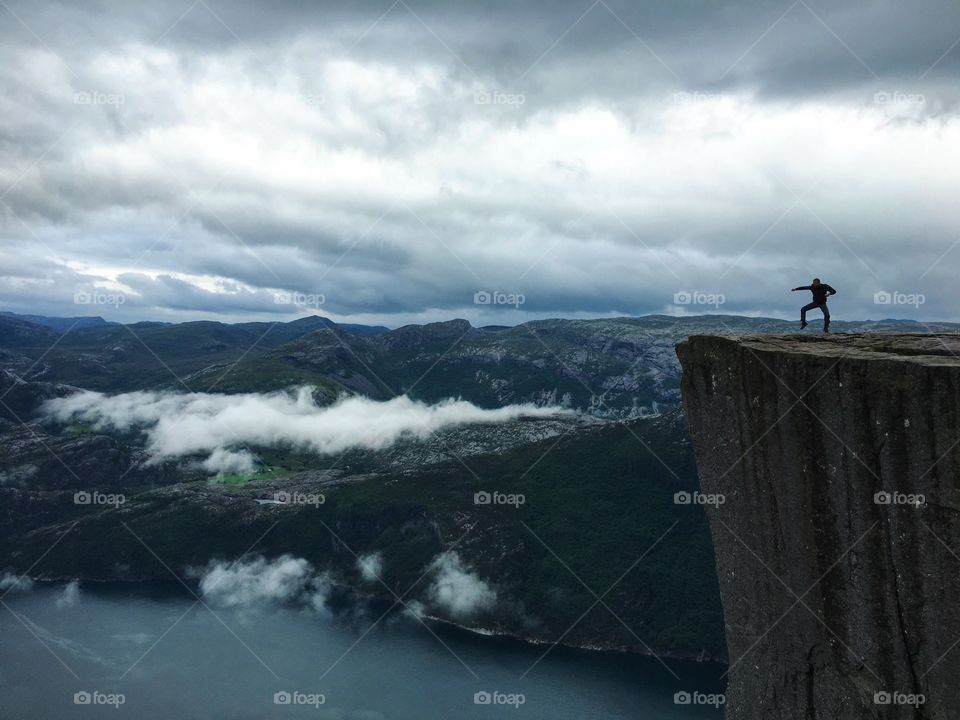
[0,573,33,594]
[202,448,256,476]
[428,551,496,619]
[2,10,959,325]
[1,0,959,335]
[307,575,334,616]
[357,552,383,584]
[200,555,312,607]
[56,580,81,608]
[196,555,334,616]
[43,388,568,472]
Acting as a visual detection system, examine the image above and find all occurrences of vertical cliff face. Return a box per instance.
[677,334,960,719]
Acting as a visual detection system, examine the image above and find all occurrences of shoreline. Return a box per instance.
[23,575,727,666]
[421,612,727,665]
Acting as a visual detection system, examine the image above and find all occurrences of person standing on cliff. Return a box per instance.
[791,278,837,332]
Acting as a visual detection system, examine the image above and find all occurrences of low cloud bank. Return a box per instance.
[0,572,33,593]
[196,555,332,614]
[428,552,496,620]
[43,388,568,474]
[193,551,495,622]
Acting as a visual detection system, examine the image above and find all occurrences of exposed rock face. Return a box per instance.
[677,334,960,719]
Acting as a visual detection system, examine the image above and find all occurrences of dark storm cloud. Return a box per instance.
[6,1,960,100]
[1,0,959,325]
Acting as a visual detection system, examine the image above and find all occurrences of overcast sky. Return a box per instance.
[1,0,959,327]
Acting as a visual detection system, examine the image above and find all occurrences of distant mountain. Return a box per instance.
[1,311,387,336]
[0,314,389,393]
[230,315,388,339]
[187,314,960,414]
[0,314,58,348]
[0,311,112,332]
[1,313,957,409]
[335,322,390,336]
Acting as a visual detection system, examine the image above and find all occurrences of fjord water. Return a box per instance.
[1,584,724,719]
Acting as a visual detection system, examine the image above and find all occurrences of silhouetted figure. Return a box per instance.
[792,278,836,332]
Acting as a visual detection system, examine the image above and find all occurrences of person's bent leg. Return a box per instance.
[800,302,817,323]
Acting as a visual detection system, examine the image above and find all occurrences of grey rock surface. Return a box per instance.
[678,333,960,719]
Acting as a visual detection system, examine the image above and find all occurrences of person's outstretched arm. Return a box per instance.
[792,286,810,291]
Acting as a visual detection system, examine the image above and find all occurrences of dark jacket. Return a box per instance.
[794,284,836,304]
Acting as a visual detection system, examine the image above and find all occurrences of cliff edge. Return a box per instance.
[677,334,960,719]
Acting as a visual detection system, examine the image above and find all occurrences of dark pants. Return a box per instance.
[801,301,830,329]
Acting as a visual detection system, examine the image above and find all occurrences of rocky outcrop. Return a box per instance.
[678,334,960,719]
[0,370,77,421]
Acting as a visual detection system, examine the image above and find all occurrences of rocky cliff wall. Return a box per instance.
[677,334,960,719]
